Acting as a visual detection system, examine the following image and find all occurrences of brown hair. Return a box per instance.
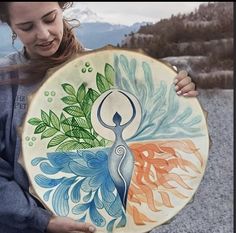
[0,2,83,85]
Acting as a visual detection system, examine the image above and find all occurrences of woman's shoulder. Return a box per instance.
[0,50,25,84]
[0,54,13,67]
[0,49,25,67]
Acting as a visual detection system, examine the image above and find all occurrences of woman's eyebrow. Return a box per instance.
[15,9,57,26]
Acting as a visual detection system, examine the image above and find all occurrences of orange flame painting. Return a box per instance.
[127,139,204,225]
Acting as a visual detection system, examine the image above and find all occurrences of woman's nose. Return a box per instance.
[36,24,50,40]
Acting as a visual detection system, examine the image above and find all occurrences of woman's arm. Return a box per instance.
[0,115,52,232]
[0,158,52,232]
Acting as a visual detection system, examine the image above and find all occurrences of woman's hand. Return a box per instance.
[174,70,198,97]
[46,216,96,233]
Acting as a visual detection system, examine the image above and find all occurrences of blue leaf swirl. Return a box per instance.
[32,148,126,230]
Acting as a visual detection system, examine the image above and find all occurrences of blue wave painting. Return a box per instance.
[32,148,126,232]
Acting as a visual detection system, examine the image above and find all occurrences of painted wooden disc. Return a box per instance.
[21,47,209,233]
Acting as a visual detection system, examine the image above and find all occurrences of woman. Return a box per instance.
[0,2,198,233]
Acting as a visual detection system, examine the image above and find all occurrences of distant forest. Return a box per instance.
[119,2,233,88]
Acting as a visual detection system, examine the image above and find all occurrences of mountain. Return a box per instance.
[64,7,149,49]
[63,6,149,49]
[76,22,146,49]
[63,6,103,23]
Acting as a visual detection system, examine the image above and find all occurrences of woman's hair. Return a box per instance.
[0,2,84,85]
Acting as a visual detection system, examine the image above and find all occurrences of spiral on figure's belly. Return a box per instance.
[115,145,126,157]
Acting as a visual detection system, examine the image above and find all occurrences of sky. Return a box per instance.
[72,2,206,25]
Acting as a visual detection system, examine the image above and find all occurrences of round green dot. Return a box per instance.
[88,67,93,72]
[25,136,30,141]
[51,91,56,96]
[31,137,36,141]
[48,97,53,102]
[81,68,86,73]
[28,142,33,147]
[44,91,49,96]
[85,62,90,67]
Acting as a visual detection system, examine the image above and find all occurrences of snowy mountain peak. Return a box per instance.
[63,6,103,23]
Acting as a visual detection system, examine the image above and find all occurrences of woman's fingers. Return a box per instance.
[175,70,188,81]
[182,90,199,97]
[75,222,96,233]
[175,76,192,90]
[46,216,96,233]
[174,70,198,97]
[176,82,196,95]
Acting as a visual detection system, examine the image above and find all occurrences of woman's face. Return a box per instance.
[8,2,64,59]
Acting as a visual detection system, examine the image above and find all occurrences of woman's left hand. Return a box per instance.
[174,70,198,97]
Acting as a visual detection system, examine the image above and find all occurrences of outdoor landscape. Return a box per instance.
[0,2,233,89]
[120,2,233,89]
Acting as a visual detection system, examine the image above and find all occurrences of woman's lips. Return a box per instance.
[37,40,55,50]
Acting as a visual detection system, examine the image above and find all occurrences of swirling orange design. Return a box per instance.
[127,140,204,225]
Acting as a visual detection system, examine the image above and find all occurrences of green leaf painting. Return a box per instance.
[105,63,115,86]
[62,83,76,96]
[28,63,115,151]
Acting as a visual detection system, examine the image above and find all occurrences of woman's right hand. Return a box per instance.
[46,216,96,233]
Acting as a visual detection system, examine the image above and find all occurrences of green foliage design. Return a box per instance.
[28,63,115,151]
